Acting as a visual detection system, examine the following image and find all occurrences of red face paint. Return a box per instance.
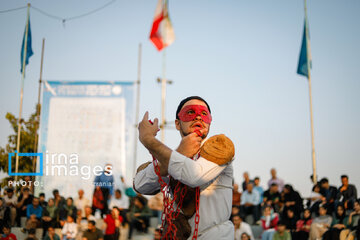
[177,105,212,124]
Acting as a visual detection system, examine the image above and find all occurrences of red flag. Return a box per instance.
[149,0,175,51]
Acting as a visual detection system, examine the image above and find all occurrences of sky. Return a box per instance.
[0,0,359,197]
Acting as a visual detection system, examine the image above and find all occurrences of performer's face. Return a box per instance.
[175,99,211,138]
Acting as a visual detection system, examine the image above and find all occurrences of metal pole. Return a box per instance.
[15,3,31,182]
[133,43,142,175]
[304,0,317,184]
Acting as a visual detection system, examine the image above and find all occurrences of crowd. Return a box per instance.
[0,167,161,240]
[231,168,359,240]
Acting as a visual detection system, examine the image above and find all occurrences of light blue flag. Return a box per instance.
[20,15,33,73]
[297,19,312,78]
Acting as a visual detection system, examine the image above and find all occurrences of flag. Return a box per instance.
[297,18,312,78]
[149,0,175,51]
[20,14,33,73]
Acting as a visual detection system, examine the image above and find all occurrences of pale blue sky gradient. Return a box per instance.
[0,0,359,196]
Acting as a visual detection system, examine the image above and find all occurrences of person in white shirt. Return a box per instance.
[232,214,254,240]
[61,215,78,240]
[109,189,129,225]
[134,96,234,240]
[3,188,17,226]
[74,189,90,218]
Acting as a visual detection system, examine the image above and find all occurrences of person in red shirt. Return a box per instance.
[103,207,123,240]
[1,225,17,240]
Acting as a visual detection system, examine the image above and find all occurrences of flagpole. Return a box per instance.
[304,0,317,184]
[133,43,142,175]
[15,3,31,182]
[160,0,167,143]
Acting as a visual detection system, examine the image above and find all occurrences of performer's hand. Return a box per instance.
[138,112,159,147]
[176,130,205,158]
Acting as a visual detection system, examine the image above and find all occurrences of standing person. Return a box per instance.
[267,168,284,193]
[292,208,312,240]
[134,96,235,239]
[74,189,90,218]
[232,214,254,240]
[337,175,357,210]
[93,164,114,217]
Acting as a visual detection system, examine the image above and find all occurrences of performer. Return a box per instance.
[134,96,235,239]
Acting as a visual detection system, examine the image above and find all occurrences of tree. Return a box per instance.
[0,104,40,187]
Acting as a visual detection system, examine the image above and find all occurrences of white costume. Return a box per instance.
[134,150,234,240]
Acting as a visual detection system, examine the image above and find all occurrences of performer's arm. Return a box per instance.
[133,162,169,195]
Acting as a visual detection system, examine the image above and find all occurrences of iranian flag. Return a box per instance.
[149,0,175,51]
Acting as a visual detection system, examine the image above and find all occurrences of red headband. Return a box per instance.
[177,105,212,124]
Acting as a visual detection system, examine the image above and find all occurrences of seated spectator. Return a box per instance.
[147,192,163,226]
[339,199,360,240]
[154,227,162,240]
[0,198,10,231]
[281,184,303,219]
[283,208,297,234]
[52,190,66,209]
[59,198,77,227]
[232,214,254,240]
[16,187,33,226]
[253,177,264,205]
[43,226,60,240]
[61,215,77,240]
[3,188,17,227]
[39,193,47,208]
[1,225,17,240]
[23,198,42,233]
[272,221,291,240]
[242,172,252,192]
[82,220,104,240]
[267,168,284,192]
[320,177,338,214]
[240,183,260,223]
[25,228,38,240]
[337,175,358,210]
[103,207,123,240]
[292,208,312,240]
[74,189,90,218]
[232,183,241,207]
[309,204,332,240]
[308,184,323,215]
[231,205,241,219]
[260,206,279,240]
[240,232,251,240]
[127,196,152,239]
[109,189,129,225]
[78,206,96,232]
[263,183,281,212]
[42,198,59,236]
[323,204,348,240]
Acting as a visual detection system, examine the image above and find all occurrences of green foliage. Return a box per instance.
[0,104,40,187]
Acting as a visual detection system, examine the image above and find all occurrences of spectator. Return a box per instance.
[337,175,358,210]
[292,208,312,240]
[25,228,38,240]
[59,198,77,226]
[1,225,17,240]
[309,204,332,240]
[82,220,103,240]
[242,172,251,191]
[308,184,323,215]
[263,183,281,212]
[232,214,254,240]
[339,199,360,240]
[52,190,66,209]
[42,198,59,236]
[147,192,163,226]
[253,177,264,205]
[232,183,241,207]
[16,187,33,226]
[103,207,122,240]
[61,215,77,240]
[323,204,348,240]
[23,198,42,233]
[154,227,162,240]
[283,208,297,234]
[240,183,260,223]
[267,168,284,192]
[282,184,303,219]
[0,198,9,230]
[93,164,114,217]
[260,206,279,240]
[272,221,291,240]
[128,196,152,239]
[39,193,47,208]
[78,206,96,232]
[43,226,60,240]
[320,177,338,214]
[231,205,241,219]
[3,189,17,227]
[74,189,90,218]
[240,233,251,240]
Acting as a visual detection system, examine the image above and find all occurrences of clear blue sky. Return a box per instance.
[0,0,359,197]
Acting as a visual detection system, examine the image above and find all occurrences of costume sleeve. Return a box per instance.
[168,151,227,188]
[133,162,169,195]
